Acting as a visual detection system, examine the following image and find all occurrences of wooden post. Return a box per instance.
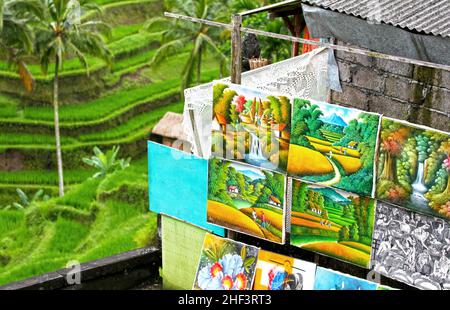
[292,14,302,57]
[228,14,241,240]
[231,14,242,84]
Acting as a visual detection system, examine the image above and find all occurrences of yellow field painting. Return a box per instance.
[207,201,265,238]
[301,242,370,268]
[330,154,362,174]
[287,145,333,175]
[241,207,284,231]
[291,217,340,233]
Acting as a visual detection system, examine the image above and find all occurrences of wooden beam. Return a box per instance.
[231,14,243,84]
[164,12,450,72]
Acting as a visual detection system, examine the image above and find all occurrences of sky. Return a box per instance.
[312,99,362,124]
[229,162,265,180]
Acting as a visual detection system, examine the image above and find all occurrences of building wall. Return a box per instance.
[331,47,450,132]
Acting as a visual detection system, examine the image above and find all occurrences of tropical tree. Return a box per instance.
[144,0,227,97]
[4,188,49,210]
[379,124,410,182]
[82,146,130,178]
[34,0,112,196]
[0,0,43,91]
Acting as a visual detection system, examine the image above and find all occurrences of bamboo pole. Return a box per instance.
[164,12,450,72]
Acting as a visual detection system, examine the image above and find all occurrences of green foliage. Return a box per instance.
[242,10,290,63]
[291,98,324,144]
[214,88,237,123]
[144,0,227,95]
[338,226,350,242]
[83,146,131,178]
[292,181,308,212]
[415,134,430,163]
[0,157,157,286]
[4,188,49,210]
[349,222,359,241]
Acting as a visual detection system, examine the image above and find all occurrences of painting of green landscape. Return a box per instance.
[290,179,376,268]
[377,118,450,220]
[208,157,286,244]
[287,99,380,197]
[211,83,291,172]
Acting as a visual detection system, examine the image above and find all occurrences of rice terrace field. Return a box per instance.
[0,0,223,285]
[290,180,376,268]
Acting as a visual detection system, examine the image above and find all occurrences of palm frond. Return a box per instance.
[148,38,187,68]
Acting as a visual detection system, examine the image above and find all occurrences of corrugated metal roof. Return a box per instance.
[302,0,450,38]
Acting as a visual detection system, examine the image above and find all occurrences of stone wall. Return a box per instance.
[331,47,450,132]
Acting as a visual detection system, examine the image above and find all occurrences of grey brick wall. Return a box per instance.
[331,47,450,132]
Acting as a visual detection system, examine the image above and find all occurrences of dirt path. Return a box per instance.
[317,157,341,186]
[258,224,280,242]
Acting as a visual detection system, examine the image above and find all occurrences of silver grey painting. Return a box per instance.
[371,201,450,290]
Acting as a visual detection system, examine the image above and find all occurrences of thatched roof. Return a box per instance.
[151,112,187,140]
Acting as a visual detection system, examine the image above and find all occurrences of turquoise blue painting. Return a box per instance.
[148,141,225,236]
[313,267,377,290]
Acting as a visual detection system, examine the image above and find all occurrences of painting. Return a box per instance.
[372,201,450,290]
[253,250,316,290]
[290,179,376,268]
[287,98,380,197]
[211,82,291,172]
[193,233,259,290]
[207,157,286,244]
[148,141,225,236]
[313,267,378,290]
[376,118,450,220]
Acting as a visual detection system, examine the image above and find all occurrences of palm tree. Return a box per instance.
[34,0,112,196]
[0,0,43,91]
[144,0,227,97]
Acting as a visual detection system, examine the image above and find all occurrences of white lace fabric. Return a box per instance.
[183,47,330,158]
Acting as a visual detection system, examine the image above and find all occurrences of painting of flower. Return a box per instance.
[193,233,259,290]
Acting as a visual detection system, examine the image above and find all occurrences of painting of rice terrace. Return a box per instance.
[211,83,291,172]
[290,179,376,268]
[287,99,380,197]
[377,118,450,220]
[207,157,286,244]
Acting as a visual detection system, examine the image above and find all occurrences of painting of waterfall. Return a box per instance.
[372,202,450,290]
[211,82,291,172]
[287,99,380,197]
[377,118,450,220]
[290,179,376,268]
[207,157,286,244]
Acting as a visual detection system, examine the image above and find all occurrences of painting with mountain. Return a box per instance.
[207,157,286,244]
[290,179,376,268]
[377,118,450,220]
[287,99,380,197]
[211,83,291,172]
